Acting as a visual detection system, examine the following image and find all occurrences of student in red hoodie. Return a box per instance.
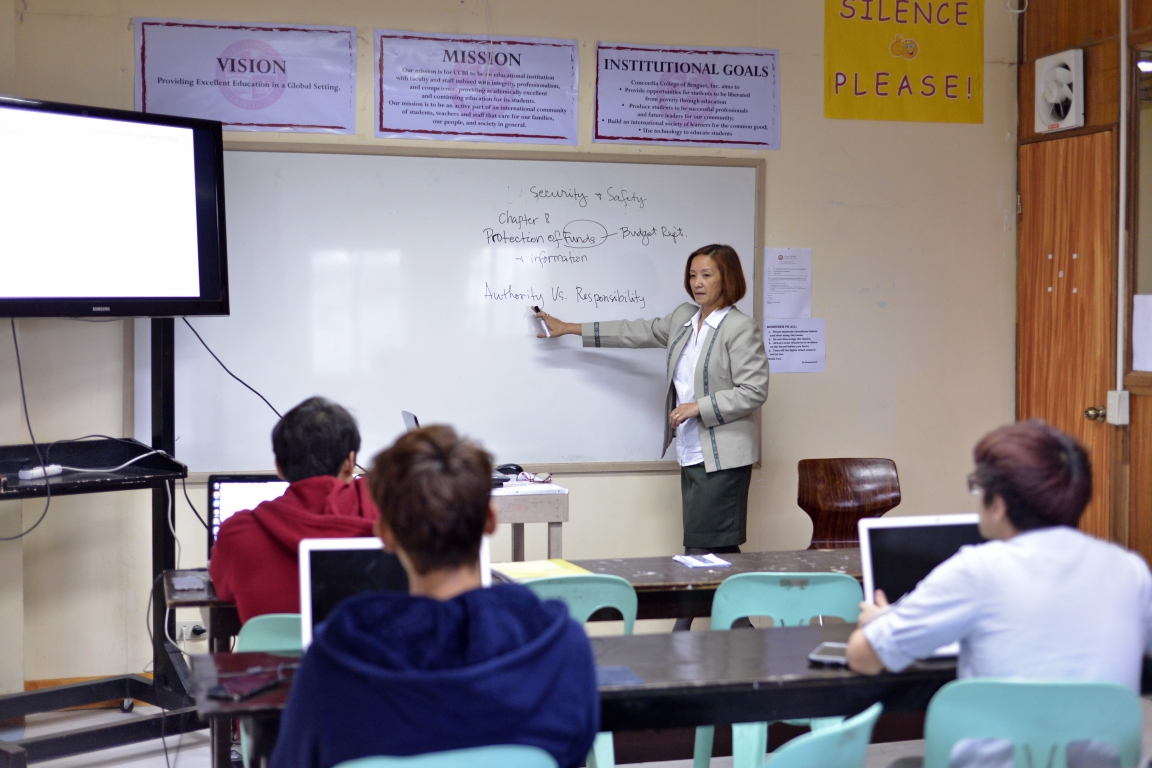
[209,397,379,624]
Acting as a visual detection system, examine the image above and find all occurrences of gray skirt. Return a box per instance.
[680,463,752,549]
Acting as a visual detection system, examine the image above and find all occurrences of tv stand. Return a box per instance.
[0,319,204,767]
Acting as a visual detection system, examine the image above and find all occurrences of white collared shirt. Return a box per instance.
[862,526,1152,691]
[672,305,731,467]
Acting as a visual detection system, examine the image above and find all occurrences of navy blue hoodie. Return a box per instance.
[269,583,599,768]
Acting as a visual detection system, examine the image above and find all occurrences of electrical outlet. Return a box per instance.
[176,620,207,643]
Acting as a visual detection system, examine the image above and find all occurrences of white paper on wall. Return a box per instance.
[764,319,825,373]
[1133,295,1152,371]
[763,247,812,319]
[134,18,357,133]
[594,42,780,149]
[374,30,578,144]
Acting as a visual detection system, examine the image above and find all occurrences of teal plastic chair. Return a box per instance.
[764,703,882,768]
[524,574,638,768]
[695,572,864,768]
[523,574,638,633]
[235,613,303,654]
[335,745,558,768]
[235,613,303,768]
[923,679,1143,768]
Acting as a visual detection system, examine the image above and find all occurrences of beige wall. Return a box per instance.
[1,0,1018,679]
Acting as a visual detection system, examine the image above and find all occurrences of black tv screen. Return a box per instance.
[0,96,228,317]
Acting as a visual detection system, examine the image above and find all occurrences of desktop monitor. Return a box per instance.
[206,474,289,555]
[0,96,228,317]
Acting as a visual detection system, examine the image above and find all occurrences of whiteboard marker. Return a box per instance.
[532,305,551,338]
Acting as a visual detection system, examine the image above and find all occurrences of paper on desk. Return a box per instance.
[492,559,591,582]
[763,248,812,319]
[673,554,731,568]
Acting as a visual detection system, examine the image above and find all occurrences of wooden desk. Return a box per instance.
[572,548,861,620]
[188,624,954,767]
[491,482,568,561]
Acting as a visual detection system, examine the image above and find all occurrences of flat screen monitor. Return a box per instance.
[206,474,289,556]
[0,96,228,317]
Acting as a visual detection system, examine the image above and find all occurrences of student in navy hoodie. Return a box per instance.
[270,425,600,768]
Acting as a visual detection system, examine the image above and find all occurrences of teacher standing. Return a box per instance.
[536,244,769,620]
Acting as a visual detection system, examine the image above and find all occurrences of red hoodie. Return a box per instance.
[209,475,379,624]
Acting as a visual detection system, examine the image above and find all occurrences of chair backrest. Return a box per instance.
[524,574,638,634]
[923,679,1143,768]
[798,458,900,548]
[710,572,862,629]
[236,613,303,654]
[336,745,558,768]
[768,702,882,768]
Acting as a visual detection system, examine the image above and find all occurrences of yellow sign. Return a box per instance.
[825,0,983,123]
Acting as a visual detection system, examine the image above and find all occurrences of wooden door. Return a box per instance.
[1017,131,1116,539]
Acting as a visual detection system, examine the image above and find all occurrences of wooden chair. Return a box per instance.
[798,459,900,549]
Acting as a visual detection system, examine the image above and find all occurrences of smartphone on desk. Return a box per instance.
[807,641,849,666]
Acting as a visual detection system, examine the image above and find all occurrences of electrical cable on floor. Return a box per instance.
[181,318,282,419]
[1,319,51,541]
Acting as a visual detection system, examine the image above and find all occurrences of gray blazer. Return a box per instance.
[581,303,769,472]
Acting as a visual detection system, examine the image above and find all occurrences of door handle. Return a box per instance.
[1084,406,1107,422]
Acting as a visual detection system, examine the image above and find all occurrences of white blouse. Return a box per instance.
[671,306,731,467]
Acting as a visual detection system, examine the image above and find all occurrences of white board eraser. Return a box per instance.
[18,464,62,480]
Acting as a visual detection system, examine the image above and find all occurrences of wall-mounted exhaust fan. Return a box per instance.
[1034,48,1085,133]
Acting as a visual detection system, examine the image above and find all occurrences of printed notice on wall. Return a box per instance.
[824,0,984,123]
[765,319,825,373]
[764,248,812,319]
[375,30,578,144]
[134,18,356,133]
[595,42,780,149]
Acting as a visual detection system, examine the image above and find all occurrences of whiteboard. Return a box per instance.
[137,149,759,472]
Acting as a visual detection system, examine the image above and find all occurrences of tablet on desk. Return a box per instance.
[807,641,849,666]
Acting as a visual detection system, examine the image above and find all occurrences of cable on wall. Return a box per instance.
[0,319,51,541]
[181,318,282,419]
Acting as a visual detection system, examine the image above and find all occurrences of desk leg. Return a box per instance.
[547,523,562,559]
[207,609,233,768]
[512,524,525,561]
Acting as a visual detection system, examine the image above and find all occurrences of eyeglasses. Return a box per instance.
[966,472,983,496]
[517,471,552,484]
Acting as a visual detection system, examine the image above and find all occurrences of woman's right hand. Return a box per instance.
[535,310,581,338]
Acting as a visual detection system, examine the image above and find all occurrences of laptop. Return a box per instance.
[298,536,494,649]
[858,513,984,657]
[299,538,410,649]
[207,474,289,556]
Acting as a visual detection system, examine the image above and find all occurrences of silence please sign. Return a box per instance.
[824,0,984,124]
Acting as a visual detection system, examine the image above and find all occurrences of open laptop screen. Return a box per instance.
[860,514,984,605]
[207,475,289,555]
[299,538,410,648]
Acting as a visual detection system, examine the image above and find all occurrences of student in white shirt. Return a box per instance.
[847,420,1152,691]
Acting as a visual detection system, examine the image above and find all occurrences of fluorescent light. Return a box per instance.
[1138,61,1152,72]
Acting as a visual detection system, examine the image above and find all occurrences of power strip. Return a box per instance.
[18,464,62,480]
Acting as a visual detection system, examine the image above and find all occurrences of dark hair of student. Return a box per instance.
[972,420,1092,530]
[271,397,361,483]
[683,244,746,307]
[367,425,493,575]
